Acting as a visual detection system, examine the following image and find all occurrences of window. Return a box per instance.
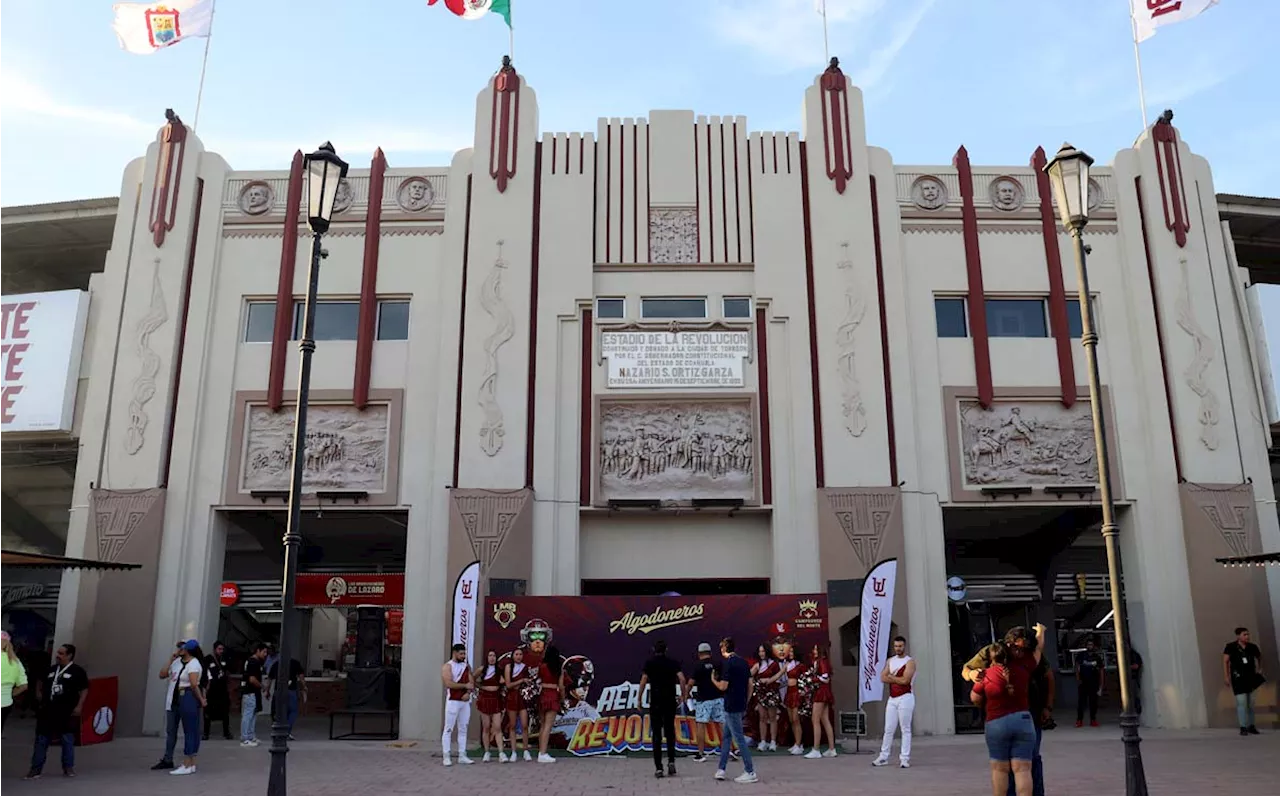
[376,301,410,340]
[244,301,277,342]
[985,299,1048,338]
[1066,299,1086,338]
[641,297,706,319]
[595,297,625,319]
[934,297,967,338]
[294,301,360,340]
[723,297,752,319]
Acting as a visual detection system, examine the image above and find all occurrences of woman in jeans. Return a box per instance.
[170,640,207,776]
[970,623,1045,796]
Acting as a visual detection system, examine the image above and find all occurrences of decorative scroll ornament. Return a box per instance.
[1152,109,1191,248]
[819,57,853,194]
[125,260,169,455]
[835,243,867,437]
[489,55,521,193]
[477,241,515,456]
[1174,256,1221,450]
[148,109,187,248]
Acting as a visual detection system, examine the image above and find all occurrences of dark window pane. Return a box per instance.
[985,299,1048,337]
[641,297,706,319]
[596,298,625,319]
[724,297,752,318]
[1066,300,1084,338]
[245,302,277,342]
[377,301,410,340]
[293,301,360,340]
[934,298,967,338]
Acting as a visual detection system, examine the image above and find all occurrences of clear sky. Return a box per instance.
[2,1,1279,397]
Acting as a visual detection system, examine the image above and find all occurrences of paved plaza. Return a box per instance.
[2,721,1276,795]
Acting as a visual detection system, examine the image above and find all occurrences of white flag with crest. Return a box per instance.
[1131,0,1220,43]
[113,0,213,55]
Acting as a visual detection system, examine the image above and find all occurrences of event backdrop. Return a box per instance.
[484,594,828,756]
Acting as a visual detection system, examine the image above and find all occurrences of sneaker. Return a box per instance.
[443,756,453,767]
[655,769,665,779]
[288,734,296,741]
[667,762,677,777]
[766,741,777,751]
[1090,720,1099,728]
[537,753,555,764]
[240,740,253,747]
[499,752,510,763]
[730,749,741,761]
[524,750,533,761]
[1248,725,1261,735]
[823,748,838,758]
[804,749,822,759]
[872,756,890,767]
[715,769,726,781]
[63,767,78,778]
[900,760,911,769]
[482,752,491,763]
[169,766,193,776]
[22,770,41,781]
[1240,727,1250,736]
[734,771,758,784]
[152,759,175,770]
[245,739,260,747]
[1075,720,1084,728]
[458,755,474,765]
[789,744,804,755]
[691,752,707,763]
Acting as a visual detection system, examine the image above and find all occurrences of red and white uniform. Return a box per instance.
[784,660,808,709]
[442,661,472,757]
[505,662,530,712]
[878,654,915,765]
[537,663,561,715]
[811,657,834,703]
[476,665,504,715]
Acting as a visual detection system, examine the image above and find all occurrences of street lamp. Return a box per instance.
[267,142,348,796]
[1044,142,1148,796]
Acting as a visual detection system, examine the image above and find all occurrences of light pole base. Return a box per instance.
[1118,710,1148,796]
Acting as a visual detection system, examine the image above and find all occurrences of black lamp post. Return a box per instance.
[267,142,348,796]
[1043,143,1148,796]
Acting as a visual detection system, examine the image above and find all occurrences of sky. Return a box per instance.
[2,0,1279,395]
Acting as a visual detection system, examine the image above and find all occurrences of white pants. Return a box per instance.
[443,700,471,756]
[879,693,914,762]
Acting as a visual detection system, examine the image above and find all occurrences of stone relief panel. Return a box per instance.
[599,399,754,501]
[453,490,531,571]
[1186,483,1256,558]
[1174,256,1222,450]
[910,176,948,210]
[958,400,1098,488]
[835,243,868,437]
[988,176,1025,212]
[92,487,166,563]
[241,404,390,493]
[238,181,275,215]
[396,177,435,212]
[825,490,898,572]
[332,178,354,214]
[648,208,698,264]
[477,242,515,457]
[124,263,169,455]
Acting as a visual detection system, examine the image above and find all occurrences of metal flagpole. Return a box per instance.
[1129,3,1149,130]
[819,0,830,65]
[192,0,217,131]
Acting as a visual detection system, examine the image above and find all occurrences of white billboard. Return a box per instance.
[600,330,750,389]
[1,290,90,433]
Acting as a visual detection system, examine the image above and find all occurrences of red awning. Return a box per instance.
[1,550,142,571]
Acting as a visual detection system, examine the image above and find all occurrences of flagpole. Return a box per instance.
[819,0,830,65]
[192,0,217,131]
[1128,4,1149,130]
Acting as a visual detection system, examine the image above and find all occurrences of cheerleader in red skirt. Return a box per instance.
[504,648,533,762]
[751,644,784,751]
[804,643,837,758]
[784,652,809,755]
[475,650,507,762]
[534,646,565,764]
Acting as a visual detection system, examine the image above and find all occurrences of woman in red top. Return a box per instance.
[751,644,784,751]
[970,623,1045,796]
[503,648,533,762]
[783,651,809,754]
[534,646,565,764]
[805,643,837,758]
[475,650,507,762]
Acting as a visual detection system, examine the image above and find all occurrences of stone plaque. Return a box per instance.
[958,400,1098,488]
[241,404,389,493]
[648,207,698,264]
[601,330,750,388]
[599,399,754,501]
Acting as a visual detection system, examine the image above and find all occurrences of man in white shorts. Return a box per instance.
[441,644,475,766]
[873,635,916,769]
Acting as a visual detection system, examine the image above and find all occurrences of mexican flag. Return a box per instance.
[428,0,512,28]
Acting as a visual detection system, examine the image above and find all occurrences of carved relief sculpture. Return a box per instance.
[911,176,948,210]
[238,181,274,215]
[648,208,698,264]
[124,262,169,455]
[333,178,354,214]
[92,487,165,563]
[242,404,389,493]
[1174,256,1221,450]
[599,400,754,501]
[453,490,531,571]
[988,177,1025,212]
[1087,178,1103,213]
[958,400,1099,487]
[477,242,515,457]
[835,243,867,437]
[826,490,898,572]
[396,177,435,212]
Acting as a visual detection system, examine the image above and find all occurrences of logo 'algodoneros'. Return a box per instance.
[608,603,706,635]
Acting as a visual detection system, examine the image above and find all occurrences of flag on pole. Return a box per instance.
[112,0,213,54]
[1131,0,1219,43]
[429,0,512,28]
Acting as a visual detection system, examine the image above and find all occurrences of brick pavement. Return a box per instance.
[3,722,1276,795]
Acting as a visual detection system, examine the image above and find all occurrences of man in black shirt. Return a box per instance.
[24,644,89,780]
[639,639,687,779]
[690,642,724,763]
[267,657,306,740]
[203,641,232,740]
[240,643,268,746]
[1223,627,1264,735]
[1075,637,1104,727]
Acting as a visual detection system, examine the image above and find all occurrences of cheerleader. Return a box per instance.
[534,645,565,764]
[803,643,837,759]
[783,650,809,755]
[504,648,533,762]
[475,650,507,762]
[751,644,784,751]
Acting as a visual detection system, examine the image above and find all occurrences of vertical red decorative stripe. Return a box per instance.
[798,142,826,488]
[755,307,774,505]
[693,123,701,262]
[719,121,729,261]
[524,143,543,489]
[161,178,203,487]
[149,112,188,248]
[353,149,388,410]
[489,62,520,193]
[451,176,474,488]
[868,176,898,487]
[819,62,853,194]
[1152,114,1191,248]
[268,151,304,412]
[706,121,716,262]
[579,309,594,505]
[605,123,612,263]
[1136,176,1184,481]
[646,123,651,260]
[619,123,625,262]
[954,146,993,409]
[743,122,755,257]
[632,123,639,263]
[1031,146,1077,408]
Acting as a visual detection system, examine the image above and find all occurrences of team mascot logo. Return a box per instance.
[325,576,348,604]
[493,601,517,629]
